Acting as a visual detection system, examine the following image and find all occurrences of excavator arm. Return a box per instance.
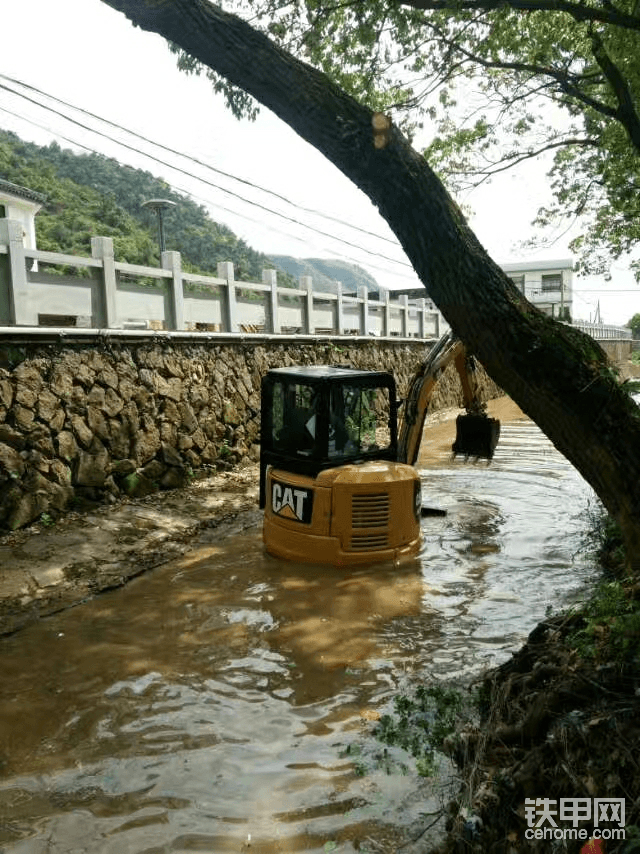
[397,331,500,465]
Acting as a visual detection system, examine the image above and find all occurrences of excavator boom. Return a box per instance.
[398,331,499,465]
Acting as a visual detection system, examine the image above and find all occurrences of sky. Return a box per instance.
[1,0,638,325]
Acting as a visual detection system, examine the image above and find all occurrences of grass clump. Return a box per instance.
[567,578,640,663]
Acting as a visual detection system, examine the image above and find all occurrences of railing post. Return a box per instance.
[0,219,30,325]
[400,294,409,337]
[359,286,369,335]
[302,275,313,334]
[91,236,117,328]
[417,298,426,339]
[434,310,440,338]
[162,250,184,330]
[336,281,344,335]
[218,261,237,332]
[263,268,280,334]
[383,290,391,337]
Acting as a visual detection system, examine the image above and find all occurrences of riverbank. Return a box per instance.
[431,527,640,854]
[0,461,261,636]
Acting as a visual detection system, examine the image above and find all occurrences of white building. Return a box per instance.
[0,179,45,253]
[502,258,573,321]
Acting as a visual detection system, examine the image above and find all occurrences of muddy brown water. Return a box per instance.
[0,403,599,853]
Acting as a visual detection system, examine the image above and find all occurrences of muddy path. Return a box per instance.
[0,464,261,636]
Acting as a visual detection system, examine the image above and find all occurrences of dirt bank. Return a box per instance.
[435,608,640,854]
[0,462,261,636]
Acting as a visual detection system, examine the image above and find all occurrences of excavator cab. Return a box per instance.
[260,366,401,508]
[260,366,422,565]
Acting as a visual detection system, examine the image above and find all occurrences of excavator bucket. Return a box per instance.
[452,413,500,460]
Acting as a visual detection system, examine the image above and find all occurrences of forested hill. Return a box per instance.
[269,255,380,295]
[0,130,285,281]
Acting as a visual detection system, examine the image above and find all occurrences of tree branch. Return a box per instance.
[422,20,631,132]
[394,0,640,31]
[590,29,640,151]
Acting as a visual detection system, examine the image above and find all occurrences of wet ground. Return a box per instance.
[0,399,601,853]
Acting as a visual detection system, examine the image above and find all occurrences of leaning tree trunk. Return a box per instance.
[104,0,640,568]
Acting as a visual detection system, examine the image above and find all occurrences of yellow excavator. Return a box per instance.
[259,332,500,565]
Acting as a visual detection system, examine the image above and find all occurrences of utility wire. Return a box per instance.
[0,75,413,269]
[0,102,423,284]
[0,73,400,249]
[0,102,425,288]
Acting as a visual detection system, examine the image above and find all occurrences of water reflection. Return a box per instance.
[0,414,598,853]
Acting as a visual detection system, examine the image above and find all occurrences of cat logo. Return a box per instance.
[271,479,313,524]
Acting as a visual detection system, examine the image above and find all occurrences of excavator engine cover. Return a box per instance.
[452,413,500,460]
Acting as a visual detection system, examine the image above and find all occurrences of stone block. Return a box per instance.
[14,405,35,430]
[87,405,110,443]
[161,443,183,467]
[8,491,48,530]
[122,471,157,498]
[49,459,72,486]
[160,466,188,490]
[178,402,198,434]
[37,389,60,423]
[111,458,137,476]
[70,414,94,449]
[0,442,25,478]
[56,431,79,463]
[86,385,106,408]
[15,386,38,408]
[103,387,124,417]
[133,426,161,465]
[97,367,119,390]
[0,380,13,408]
[141,459,166,482]
[51,369,74,400]
[0,424,26,450]
[74,442,109,488]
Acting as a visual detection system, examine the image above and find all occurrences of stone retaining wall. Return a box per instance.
[0,336,501,531]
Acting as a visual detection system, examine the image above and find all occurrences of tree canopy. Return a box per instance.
[628,312,640,336]
[170,0,640,281]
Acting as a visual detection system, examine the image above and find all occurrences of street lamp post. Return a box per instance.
[142,198,176,257]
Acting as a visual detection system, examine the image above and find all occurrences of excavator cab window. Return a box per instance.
[328,384,391,459]
[260,366,398,507]
[271,380,319,455]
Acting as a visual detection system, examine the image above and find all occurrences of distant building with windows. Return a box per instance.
[502,259,573,321]
[392,258,574,322]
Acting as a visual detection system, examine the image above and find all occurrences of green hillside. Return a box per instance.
[269,255,381,295]
[0,130,286,281]
[0,131,382,291]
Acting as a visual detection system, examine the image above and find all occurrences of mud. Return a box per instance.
[435,609,640,854]
[0,462,261,636]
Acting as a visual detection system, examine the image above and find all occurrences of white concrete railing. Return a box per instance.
[568,320,632,340]
[0,220,442,339]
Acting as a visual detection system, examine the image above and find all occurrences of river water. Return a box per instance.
[0,406,599,853]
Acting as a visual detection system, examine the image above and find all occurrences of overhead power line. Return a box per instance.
[0,104,425,287]
[0,74,415,272]
[0,74,399,248]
